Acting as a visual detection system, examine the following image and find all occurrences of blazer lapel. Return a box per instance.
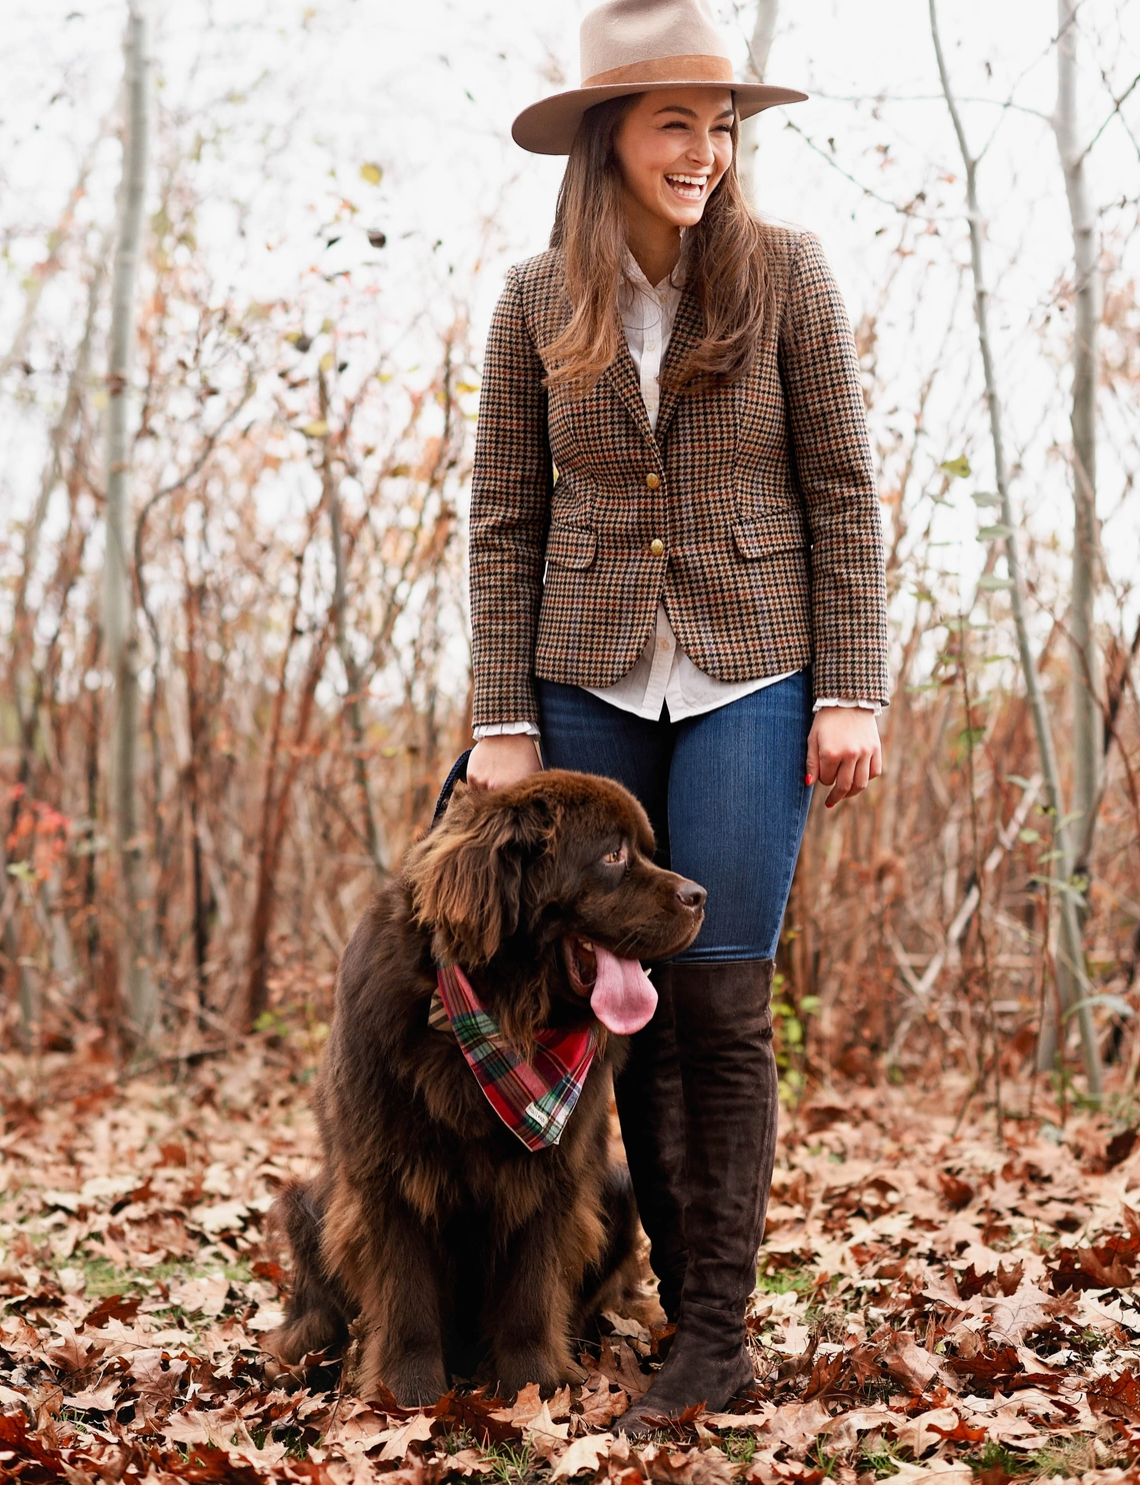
[604,332,657,449]
[655,287,703,447]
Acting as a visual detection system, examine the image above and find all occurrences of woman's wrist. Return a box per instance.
[467,733,544,791]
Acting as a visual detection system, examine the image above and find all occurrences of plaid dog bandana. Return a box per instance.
[431,963,597,1152]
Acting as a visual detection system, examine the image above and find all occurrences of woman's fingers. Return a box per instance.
[805,727,821,787]
[825,754,857,808]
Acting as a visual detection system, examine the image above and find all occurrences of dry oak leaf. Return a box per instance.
[491,1380,571,1428]
[893,1406,970,1456]
[880,1331,953,1394]
[577,1382,629,1430]
[523,1399,571,1461]
[638,1444,735,1483]
[1088,1369,1140,1426]
[986,1284,1055,1345]
[378,1410,436,1462]
[549,1430,614,1480]
[818,1404,894,1453]
[599,1336,650,1400]
[61,1382,119,1413]
[765,1397,832,1459]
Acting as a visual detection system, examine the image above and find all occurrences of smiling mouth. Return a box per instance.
[664,173,708,201]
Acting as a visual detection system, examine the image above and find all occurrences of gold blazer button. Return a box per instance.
[645,472,661,490]
[649,538,665,557]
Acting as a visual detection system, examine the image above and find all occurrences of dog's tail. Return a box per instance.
[264,1177,351,1372]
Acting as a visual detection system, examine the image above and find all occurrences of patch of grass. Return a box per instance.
[856,1436,911,1479]
[754,1264,816,1296]
[79,1254,148,1298]
[1027,1435,1127,1480]
[966,1441,1033,1480]
[720,1431,757,1465]
[808,1437,844,1477]
[481,1441,538,1484]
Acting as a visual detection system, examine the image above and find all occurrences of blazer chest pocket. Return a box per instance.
[732,515,806,561]
[543,525,596,580]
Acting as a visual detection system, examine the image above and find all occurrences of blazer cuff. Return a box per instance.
[472,721,542,740]
[814,697,883,717]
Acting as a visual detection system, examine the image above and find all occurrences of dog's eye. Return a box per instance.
[601,844,628,866]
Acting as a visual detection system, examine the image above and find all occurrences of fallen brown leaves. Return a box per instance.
[3,1049,1140,1483]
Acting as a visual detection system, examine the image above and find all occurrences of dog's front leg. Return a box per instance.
[485,1211,579,1398]
[334,1189,449,1408]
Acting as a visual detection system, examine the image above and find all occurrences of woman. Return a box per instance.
[466,0,888,1429]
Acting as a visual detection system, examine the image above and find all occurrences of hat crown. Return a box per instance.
[580,0,730,85]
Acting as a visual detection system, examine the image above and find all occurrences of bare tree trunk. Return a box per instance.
[103,1,156,1045]
[929,0,1102,1101]
[320,369,388,879]
[739,0,779,203]
[1053,0,1103,874]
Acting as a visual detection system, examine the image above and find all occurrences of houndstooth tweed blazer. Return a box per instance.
[469,225,889,729]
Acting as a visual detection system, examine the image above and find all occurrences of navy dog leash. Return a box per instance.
[430,749,472,829]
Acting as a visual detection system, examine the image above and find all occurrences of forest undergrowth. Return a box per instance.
[4,1033,1140,1483]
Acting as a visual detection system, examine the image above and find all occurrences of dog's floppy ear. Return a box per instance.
[404,784,551,966]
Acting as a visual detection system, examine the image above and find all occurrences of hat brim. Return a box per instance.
[512,80,807,155]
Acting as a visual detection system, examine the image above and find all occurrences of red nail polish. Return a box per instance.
[805,774,813,786]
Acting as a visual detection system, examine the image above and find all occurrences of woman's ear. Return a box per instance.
[404,786,550,966]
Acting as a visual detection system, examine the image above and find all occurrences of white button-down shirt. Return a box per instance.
[474,252,879,739]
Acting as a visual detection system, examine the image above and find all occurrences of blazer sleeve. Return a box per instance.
[468,267,554,729]
[779,233,890,708]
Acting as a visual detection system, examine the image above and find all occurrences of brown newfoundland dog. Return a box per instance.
[267,769,705,1405]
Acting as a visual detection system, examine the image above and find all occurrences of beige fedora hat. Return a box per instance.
[512,0,806,155]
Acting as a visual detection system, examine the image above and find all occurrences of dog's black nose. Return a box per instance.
[676,879,707,910]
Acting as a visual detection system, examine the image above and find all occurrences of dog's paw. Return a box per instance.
[358,1356,448,1409]
[494,1347,579,1400]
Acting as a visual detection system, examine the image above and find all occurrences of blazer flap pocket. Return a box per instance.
[732,518,806,561]
[544,526,597,571]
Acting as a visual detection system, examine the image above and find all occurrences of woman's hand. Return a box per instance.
[467,734,544,791]
[805,707,882,808]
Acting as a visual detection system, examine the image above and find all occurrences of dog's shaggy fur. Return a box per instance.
[267,770,705,1405]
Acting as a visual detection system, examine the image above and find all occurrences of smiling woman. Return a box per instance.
[541,86,775,396]
[465,0,889,1436]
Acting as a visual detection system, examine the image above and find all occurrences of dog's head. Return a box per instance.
[403,770,705,1042]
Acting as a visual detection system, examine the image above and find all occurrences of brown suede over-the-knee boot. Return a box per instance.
[614,967,689,1322]
[619,959,778,1434]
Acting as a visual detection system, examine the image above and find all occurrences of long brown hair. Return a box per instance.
[544,93,774,397]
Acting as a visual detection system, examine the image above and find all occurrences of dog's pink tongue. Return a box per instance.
[589,946,658,1034]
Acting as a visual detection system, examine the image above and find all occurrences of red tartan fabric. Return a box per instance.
[435,964,598,1152]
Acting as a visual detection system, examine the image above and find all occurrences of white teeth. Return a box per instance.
[666,174,707,187]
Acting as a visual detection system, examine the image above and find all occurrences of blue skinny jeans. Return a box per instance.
[538,670,814,963]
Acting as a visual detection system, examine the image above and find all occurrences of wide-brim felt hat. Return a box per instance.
[512,0,807,155]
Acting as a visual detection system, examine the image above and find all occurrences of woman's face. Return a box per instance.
[613,87,735,232]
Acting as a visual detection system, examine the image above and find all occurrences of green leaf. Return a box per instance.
[977,523,1013,541]
[299,419,329,437]
[1018,827,1041,843]
[940,455,972,478]
[971,490,1001,506]
[977,574,1014,591]
[6,861,36,883]
[359,162,384,185]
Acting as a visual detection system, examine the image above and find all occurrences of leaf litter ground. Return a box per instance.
[3,1044,1140,1483]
